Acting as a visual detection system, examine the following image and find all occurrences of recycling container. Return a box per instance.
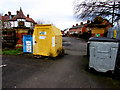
[33,24,64,57]
[23,35,33,53]
[107,25,120,39]
[88,37,120,73]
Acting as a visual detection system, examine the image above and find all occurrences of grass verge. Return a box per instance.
[1,48,23,55]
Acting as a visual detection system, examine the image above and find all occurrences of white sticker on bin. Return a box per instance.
[39,36,46,39]
[40,32,46,35]
[52,37,55,47]
[26,41,32,52]
[33,35,35,45]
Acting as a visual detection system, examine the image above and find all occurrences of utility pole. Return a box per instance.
[112,1,115,25]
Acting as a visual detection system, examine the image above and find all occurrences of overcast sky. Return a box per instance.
[0,0,84,30]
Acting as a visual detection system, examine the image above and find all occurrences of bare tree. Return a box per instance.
[36,19,54,25]
[74,0,120,24]
[36,19,44,24]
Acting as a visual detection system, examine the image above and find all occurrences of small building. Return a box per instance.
[90,17,113,37]
[61,28,69,36]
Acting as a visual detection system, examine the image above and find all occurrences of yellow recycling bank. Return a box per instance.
[33,24,64,57]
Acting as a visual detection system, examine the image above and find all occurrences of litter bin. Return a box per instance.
[23,35,33,53]
[33,24,64,57]
[88,37,120,73]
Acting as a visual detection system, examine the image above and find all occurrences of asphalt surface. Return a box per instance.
[2,37,120,88]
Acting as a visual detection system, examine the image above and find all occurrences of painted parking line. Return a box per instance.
[0,64,7,68]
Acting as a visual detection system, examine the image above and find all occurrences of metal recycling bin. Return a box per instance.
[88,37,120,73]
[23,35,33,53]
[33,24,64,57]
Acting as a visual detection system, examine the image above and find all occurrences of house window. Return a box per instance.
[18,21,25,26]
[17,19,26,21]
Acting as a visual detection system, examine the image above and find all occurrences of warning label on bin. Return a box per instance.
[26,41,32,52]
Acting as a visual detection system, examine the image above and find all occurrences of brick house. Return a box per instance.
[1,8,37,48]
[69,21,91,36]
[1,8,36,29]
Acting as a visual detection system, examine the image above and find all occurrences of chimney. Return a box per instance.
[4,14,8,16]
[8,11,11,16]
[76,23,78,26]
[87,20,90,24]
[16,11,19,15]
[72,25,74,27]
[27,14,29,18]
[80,22,83,25]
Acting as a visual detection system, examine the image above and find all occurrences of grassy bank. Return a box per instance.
[1,48,23,55]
